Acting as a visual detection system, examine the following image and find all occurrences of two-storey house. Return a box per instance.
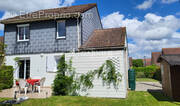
[0,3,129,98]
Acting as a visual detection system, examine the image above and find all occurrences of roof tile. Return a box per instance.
[162,48,180,55]
[0,3,96,24]
[80,27,126,50]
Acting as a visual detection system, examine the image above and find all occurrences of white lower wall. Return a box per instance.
[5,53,62,86]
[66,51,127,98]
[5,50,128,98]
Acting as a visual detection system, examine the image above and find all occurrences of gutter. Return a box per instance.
[79,46,127,51]
[0,12,81,24]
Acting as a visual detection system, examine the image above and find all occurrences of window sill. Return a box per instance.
[17,40,29,42]
[56,36,66,39]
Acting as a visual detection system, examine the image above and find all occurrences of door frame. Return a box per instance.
[18,57,30,79]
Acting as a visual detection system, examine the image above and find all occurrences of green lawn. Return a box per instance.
[136,78,159,82]
[0,91,180,106]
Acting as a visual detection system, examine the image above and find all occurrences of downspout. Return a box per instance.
[77,12,81,50]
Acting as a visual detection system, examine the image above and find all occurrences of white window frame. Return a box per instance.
[56,20,66,39]
[17,24,30,42]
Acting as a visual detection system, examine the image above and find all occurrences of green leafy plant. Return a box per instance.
[14,57,22,66]
[53,54,122,96]
[153,66,161,81]
[132,59,144,67]
[0,65,14,90]
[53,55,75,96]
[133,65,161,81]
[0,42,6,67]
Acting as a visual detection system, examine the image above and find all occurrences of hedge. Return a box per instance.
[133,65,161,81]
[0,65,14,90]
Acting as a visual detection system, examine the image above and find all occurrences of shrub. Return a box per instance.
[53,74,73,95]
[132,59,144,67]
[133,65,157,78]
[153,66,161,81]
[52,55,74,96]
[0,65,14,90]
[144,65,157,78]
[136,72,145,78]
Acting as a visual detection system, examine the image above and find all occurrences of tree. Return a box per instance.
[0,42,6,66]
[52,54,74,96]
[132,59,144,67]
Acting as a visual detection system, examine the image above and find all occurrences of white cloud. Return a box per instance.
[0,0,76,12]
[102,12,180,58]
[136,0,154,10]
[176,12,180,16]
[161,0,178,3]
[136,0,179,10]
[62,0,75,7]
[0,0,59,12]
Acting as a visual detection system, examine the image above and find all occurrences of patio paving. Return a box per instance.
[0,87,52,98]
[136,82,162,91]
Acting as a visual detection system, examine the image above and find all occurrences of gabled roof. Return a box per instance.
[80,27,127,50]
[158,55,180,66]
[162,48,180,55]
[0,3,97,24]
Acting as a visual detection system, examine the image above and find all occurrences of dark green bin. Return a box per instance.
[128,69,136,90]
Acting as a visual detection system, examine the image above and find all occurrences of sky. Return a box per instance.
[0,0,180,58]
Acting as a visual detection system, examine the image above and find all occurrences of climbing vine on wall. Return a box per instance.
[53,54,122,96]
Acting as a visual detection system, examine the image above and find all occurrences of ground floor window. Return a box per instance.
[19,59,30,79]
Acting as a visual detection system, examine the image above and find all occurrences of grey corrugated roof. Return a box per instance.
[158,55,180,66]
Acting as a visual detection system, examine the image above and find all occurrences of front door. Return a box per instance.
[19,60,30,79]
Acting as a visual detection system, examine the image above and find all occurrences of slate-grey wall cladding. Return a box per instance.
[81,7,102,44]
[4,19,78,55]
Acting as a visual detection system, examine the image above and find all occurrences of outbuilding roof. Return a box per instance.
[80,27,127,50]
[0,3,97,24]
[158,55,180,66]
[162,48,180,55]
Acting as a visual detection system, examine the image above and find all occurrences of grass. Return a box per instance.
[136,78,159,82]
[0,91,180,106]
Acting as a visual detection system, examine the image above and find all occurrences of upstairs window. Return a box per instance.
[17,24,30,42]
[57,21,66,39]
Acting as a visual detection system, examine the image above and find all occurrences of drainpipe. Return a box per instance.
[77,12,81,49]
[24,59,26,79]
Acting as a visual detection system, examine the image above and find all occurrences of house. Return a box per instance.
[129,57,133,67]
[143,58,151,66]
[0,36,3,43]
[0,3,129,98]
[158,54,180,101]
[151,52,161,66]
